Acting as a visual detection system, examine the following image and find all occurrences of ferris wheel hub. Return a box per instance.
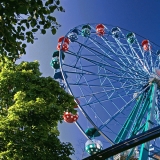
[150,79,160,89]
[148,68,160,88]
[149,74,160,89]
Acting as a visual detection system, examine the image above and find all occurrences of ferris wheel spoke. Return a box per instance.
[71,37,90,68]
[106,77,128,105]
[90,88,134,106]
[144,54,152,73]
[90,38,135,70]
[133,38,152,74]
[99,85,150,131]
[114,30,151,75]
[68,42,146,79]
[118,72,140,94]
[87,40,148,80]
[88,36,145,76]
[68,82,127,88]
[125,83,136,95]
[154,56,160,68]
[120,30,144,59]
[77,84,113,130]
[129,43,151,74]
[63,58,146,85]
[64,61,132,80]
[67,72,142,86]
[113,38,146,73]
[66,50,147,80]
[71,80,144,96]
[75,86,133,102]
[66,72,134,87]
[101,36,142,71]
[82,76,113,118]
[77,84,115,144]
[98,68,131,105]
[148,49,154,72]
[66,71,147,95]
[75,84,136,103]
[64,70,147,86]
[99,99,139,131]
[79,84,108,122]
[78,86,133,103]
[79,75,132,125]
[72,81,140,95]
[79,92,133,107]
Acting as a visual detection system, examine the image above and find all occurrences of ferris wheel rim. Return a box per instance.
[58,23,160,146]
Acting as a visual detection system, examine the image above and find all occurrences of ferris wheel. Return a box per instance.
[50,23,160,159]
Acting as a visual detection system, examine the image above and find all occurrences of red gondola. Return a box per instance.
[141,40,150,51]
[57,36,70,52]
[96,24,105,36]
[63,112,79,123]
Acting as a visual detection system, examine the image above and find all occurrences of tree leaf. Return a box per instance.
[39,21,45,25]
[36,25,40,29]
[41,29,46,34]
[51,28,56,35]
[17,26,21,32]
[21,26,26,31]
[49,5,57,12]
[26,23,30,29]
[56,0,60,5]
[20,19,27,24]
[48,0,53,4]
[47,16,56,22]
[59,6,65,12]
[32,28,38,32]
[27,16,32,21]
[43,22,51,29]
[18,6,28,15]
[31,19,37,27]
[22,44,27,48]
[26,31,32,36]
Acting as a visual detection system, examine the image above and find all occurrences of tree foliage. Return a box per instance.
[0,58,75,160]
[0,0,64,60]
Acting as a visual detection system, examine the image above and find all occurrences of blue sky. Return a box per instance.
[18,1,160,159]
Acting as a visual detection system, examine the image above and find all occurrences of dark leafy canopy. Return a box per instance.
[0,0,64,60]
[0,58,75,160]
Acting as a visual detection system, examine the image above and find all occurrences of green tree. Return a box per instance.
[0,58,75,160]
[0,0,64,60]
